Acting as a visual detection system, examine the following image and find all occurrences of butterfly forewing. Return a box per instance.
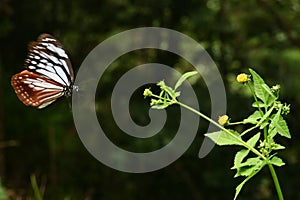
[11,34,75,108]
[26,34,74,86]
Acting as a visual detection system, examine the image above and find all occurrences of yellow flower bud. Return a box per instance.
[236,73,249,83]
[143,88,152,97]
[218,115,229,126]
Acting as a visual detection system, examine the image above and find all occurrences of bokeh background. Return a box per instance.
[1,0,300,199]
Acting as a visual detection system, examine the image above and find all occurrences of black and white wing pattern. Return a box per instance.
[11,33,77,109]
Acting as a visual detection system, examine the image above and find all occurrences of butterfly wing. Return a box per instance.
[11,34,75,108]
[26,33,74,86]
[11,70,66,109]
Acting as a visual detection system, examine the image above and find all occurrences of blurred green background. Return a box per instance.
[1,0,300,199]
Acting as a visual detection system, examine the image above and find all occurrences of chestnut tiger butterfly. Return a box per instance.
[11,33,78,109]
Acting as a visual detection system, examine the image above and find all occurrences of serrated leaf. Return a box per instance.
[233,149,249,170]
[268,126,278,139]
[205,130,243,146]
[276,115,290,138]
[249,69,267,103]
[234,161,266,200]
[237,157,262,168]
[270,156,285,166]
[238,164,259,177]
[249,69,276,105]
[232,133,260,172]
[243,111,262,124]
[174,71,198,90]
[262,84,276,102]
[270,109,291,138]
[237,158,263,176]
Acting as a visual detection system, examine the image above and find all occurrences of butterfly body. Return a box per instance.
[11,34,77,109]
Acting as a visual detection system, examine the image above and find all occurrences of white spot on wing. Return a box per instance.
[45,43,68,58]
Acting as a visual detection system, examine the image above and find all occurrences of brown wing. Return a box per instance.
[11,70,65,108]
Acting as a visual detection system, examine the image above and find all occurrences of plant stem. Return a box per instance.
[227,121,244,125]
[177,101,266,160]
[178,101,283,199]
[30,174,43,200]
[268,164,284,200]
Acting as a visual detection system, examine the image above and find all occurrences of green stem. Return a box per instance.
[268,164,284,200]
[178,101,283,200]
[177,101,266,160]
[30,174,43,200]
[227,121,244,126]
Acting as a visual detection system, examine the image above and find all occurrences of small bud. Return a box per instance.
[157,80,165,87]
[218,115,229,126]
[236,73,249,83]
[261,149,268,155]
[259,140,265,148]
[143,88,152,97]
[150,99,158,106]
[272,84,280,92]
[282,103,290,115]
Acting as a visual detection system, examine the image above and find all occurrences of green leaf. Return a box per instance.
[247,132,260,147]
[252,100,273,108]
[268,126,278,139]
[232,131,260,178]
[272,143,285,150]
[262,84,277,101]
[243,111,262,124]
[233,149,249,170]
[233,157,262,170]
[270,156,285,167]
[174,71,198,90]
[249,69,276,105]
[256,106,274,129]
[237,163,260,177]
[276,115,290,138]
[252,101,265,108]
[151,104,168,109]
[234,161,266,200]
[163,85,178,100]
[270,109,291,138]
[205,130,243,146]
[232,133,260,174]
[259,121,268,129]
[0,179,8,200]
[249,69,267,102]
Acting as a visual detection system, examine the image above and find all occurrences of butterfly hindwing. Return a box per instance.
[11,70,65,108]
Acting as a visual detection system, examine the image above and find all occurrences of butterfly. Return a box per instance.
[11,33,78,109]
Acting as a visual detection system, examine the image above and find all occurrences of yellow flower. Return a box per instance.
[236,73,249,83]
[218,115,229,126]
